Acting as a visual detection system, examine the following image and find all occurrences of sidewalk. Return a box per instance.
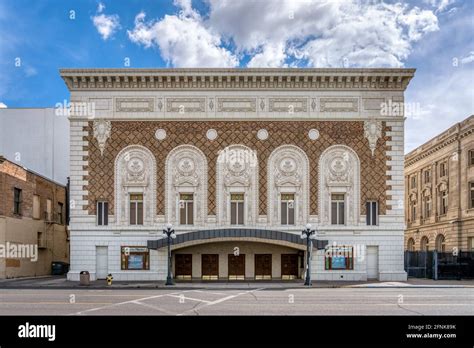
[0,276,473,290]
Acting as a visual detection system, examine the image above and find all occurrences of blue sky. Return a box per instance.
[0,0,473,152]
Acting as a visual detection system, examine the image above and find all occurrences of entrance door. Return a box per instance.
[255,254,272,280]
[175,254,192,280]
[228,254,245,280]
[202,254,219,280]
[367,246,379,280]
[96,246,108,279]
[281,254,298,280]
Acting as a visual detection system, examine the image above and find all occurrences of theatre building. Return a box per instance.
[61,68,414,282]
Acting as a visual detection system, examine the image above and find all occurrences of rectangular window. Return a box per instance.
[411,202,417,221]
[424,170,431,184]
[424,196,432,218]
[470,182,474,209]
[13,188,22,215]
[179,193,194,225]
[46,199,52,221]
[97,201,109,226]
[469,150,474,166]
[440,191,448,215]
[121,246,149,270]
[57,202,64,224]
[129,194,143,225]
[33,195,40,219]
[230,193,244,225]
[469,237,474,252]
[366,201,378,226]
[331,194,345,225]
[281,193,295,225]
[410,176,417,189]
[325,246,354,270]
[439,162,447,177]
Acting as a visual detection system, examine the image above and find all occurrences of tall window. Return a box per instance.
[424,170,431,184]
[33,195,40,219]
[470,182,474,209]
[410,176,417,189]
[366,201,378,226]
[407,238,415,251]
[439,162,447,177]
[410,201,417,221]
[469,150,474,166]
[97,201,108,226]
[281,193,295,225]
[179,193,194,225]
[469,237,474,252]
[46,199,52,221]
[423,196,432,219]
[230,193,244,225]
[57,202,64,224]
[129,194,143,225]
[13,188,22,215]
[331,194,345,225]
[420,236,429,251]
[440,190,448,215]
[435,234,446,252]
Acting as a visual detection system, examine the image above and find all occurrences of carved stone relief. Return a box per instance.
[93,119,111,156]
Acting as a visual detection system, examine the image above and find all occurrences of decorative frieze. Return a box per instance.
[166,97,205,113]
[217,98,256,112]
[268,98,308,112]
[116,98,154,112]
[320,97,359,112]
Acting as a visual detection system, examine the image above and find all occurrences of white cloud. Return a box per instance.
[247,42,287,68]
[92,5,120,41]
[461,51,474,65]
[0,102,7,108]
[127,6,238,67]
[424,0,456,13]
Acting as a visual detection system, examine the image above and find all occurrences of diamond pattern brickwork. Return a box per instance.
[84,121,390,216]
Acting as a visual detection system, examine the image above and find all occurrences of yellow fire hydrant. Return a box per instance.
[106,273,113,286]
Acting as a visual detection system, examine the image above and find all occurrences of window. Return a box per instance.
[37,231,45,248]
[435,234,446,252]
[230,193,244,225]
[410,201,417,221]
[424,170,431,184]
[469,150,474,166]
[470,182,474,209]
[97,201,108,226]
[410,176,417,189]
[366,201,378,226]
[46,199,52,221]
[440,190,448,215]
[281,193,295,225]
[423,196,432,219]
[331,194,345,225]
[120,246,149,270]
[57,202,64,224]
[179,193,194,225]
[129,194,143,225]
[407,238,415,252]
[33,195,40,219]
[325,246,354,270]
[439,162,447,177]
[420,237,429,251]
[469,237,474,252]
[13,188,22,215]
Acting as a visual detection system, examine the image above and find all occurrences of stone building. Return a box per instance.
[0,156,69,278]
[61,68,414,282]
[405,115,474,252]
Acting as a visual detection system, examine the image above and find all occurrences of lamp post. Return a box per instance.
[301,223,316,286]
[163,223,176,286]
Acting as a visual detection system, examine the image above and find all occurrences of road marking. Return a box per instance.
[192,290,225,296]
[166,294,212,303]
[130,300,176,315]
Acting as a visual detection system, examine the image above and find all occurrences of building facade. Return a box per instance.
[61,68,414,282]
[0,156,69,278]
[405,115,474,252]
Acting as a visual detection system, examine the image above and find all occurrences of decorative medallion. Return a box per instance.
[206,129,218,141]
[257,129,269,140]
[177,157,195,175]
[363,119,382,156]
[279,157,297,175]
[93,119,112,156]
[308,129,320,140]
[155,129,167,140]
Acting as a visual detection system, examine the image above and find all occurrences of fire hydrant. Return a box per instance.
[106,273,113,286]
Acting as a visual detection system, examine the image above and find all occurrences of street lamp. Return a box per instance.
[301,223,316,286]
[163,223,176,286]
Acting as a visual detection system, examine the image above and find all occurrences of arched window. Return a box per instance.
[435,234,446,252]
[165,145,208,226]
[216,145,258,226]
[407,238,415,252]
[267,145,309,226]
[319,145,360,226]
[114,145,156,226]
[420,236,429,252]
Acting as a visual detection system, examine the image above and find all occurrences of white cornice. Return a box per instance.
[59,68,416,92]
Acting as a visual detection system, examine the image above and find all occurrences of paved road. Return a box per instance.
[0,287,473,315]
